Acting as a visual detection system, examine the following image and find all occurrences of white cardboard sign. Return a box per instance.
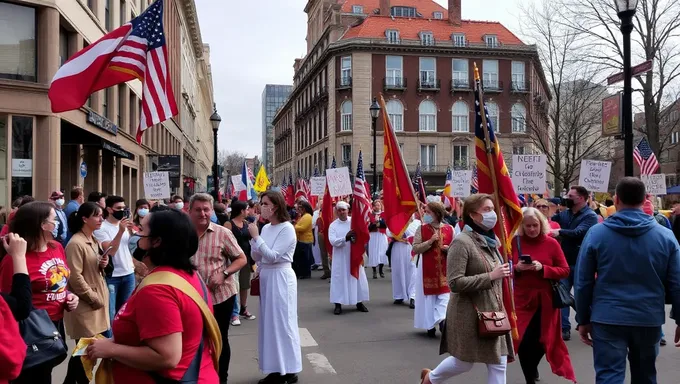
[325,167,352,197]
[512,155,547,194]
[578,160,612,193]
[450,170,472,198]
[143,172,171,200]
[641,174,667,195]
[231,174,246,191]
[310,176,326,196]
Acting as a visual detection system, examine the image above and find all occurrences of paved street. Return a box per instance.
[54,267,680,383]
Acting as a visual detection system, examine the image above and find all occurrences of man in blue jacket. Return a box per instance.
[575,177,680,383]
[552,185,599,340]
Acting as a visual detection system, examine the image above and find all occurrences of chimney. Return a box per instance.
[380,0,390,16]
[448,0,461,25]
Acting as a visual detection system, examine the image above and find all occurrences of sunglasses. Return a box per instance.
[535,205,549,209]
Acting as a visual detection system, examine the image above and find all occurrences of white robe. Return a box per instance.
[312,210,321,265]
[414,257,450,330]
[367,231,388,267]
[388,220,419,301]
[328,217,370,305]
[250,222,302,375]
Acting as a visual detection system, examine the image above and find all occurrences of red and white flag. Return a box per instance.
[48,0,177,143]
[350,151,371,279]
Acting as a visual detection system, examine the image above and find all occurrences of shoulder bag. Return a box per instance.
[472,243,511,338]
[19,308,68,369]
[551,280,575,309]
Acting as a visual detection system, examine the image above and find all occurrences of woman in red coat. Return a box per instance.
[512,207,576,384]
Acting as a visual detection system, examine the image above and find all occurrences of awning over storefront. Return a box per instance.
[61,120,135,160]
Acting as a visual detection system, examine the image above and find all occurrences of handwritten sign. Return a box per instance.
[310,177,326,196]
[325,167,352,197]
[512,155,547,194]
[641,173,667,196]
[231,174,246,191]
[450,170,472,197]
[143,172,170,199]
[578,160,612,193]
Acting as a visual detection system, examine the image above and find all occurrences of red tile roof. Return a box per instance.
[341,0,447,17]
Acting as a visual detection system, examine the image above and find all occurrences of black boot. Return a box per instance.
[356,302,369,312]
[427,328,436,338]
[258,373,282,384]
[372,267,377,279]
[409,298,415,309]
[393,299,404,305]
[379,264,385,278]
[283,373,299,384]
[438,320,446,335]
[334,303,342,315]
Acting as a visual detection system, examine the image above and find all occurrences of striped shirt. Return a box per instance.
[192,222,243,304]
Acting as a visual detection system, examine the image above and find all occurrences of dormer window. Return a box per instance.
[386,29,400,44]
[391,6,416,17]
[452,33,466,47]
[433,11,443,19]
[352,5,363,14]
[485,35,499,47]
[420,32,434,46]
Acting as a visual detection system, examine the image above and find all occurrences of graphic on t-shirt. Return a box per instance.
[39,258,70,301]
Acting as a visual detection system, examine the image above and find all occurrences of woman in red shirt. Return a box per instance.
[512,207,575,383]
[534,199,561,230]
[86,208,219,383]
[0,201,79,383]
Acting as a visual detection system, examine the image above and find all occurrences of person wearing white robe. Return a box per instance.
[367,201,388,279]
[311,208,322,268]
[328,201,370,315]
[248,191,302,383]
[388,217,420,307]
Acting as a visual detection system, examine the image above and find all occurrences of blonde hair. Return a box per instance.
[517,207,550,236]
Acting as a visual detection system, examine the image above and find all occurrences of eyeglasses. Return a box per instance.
[536,205,549,209]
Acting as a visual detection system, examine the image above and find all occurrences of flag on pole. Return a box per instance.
[254,165,270,193]
[633,137,660,175]
[238,161,255,201]
[321,157,337,258]
[471,167,479,193]
[442,165,455,208]
[350,151,371,279]
[281,174,289,203]
[48,0,177,143]
[285,172,295,207]
[295,170,310,202]
[413,163,427,204]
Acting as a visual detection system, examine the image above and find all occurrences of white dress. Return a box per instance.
[328,217,370,305]
[388,219,419,301]
[312,210,321,265]
[250,222,302,375]
[414,257,450,330]
[367,231,388,267]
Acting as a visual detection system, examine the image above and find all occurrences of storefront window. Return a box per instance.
[0,3,37,82]
[0,115,7,208]
[11,116,33,200]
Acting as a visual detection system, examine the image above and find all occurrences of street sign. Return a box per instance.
[607,60,653,85]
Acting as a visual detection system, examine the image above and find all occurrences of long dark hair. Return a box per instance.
[133,198,150,225]
[146,209,198,274]
[68,202,102,234]
[260,191,291,223]
[3,202,55,256]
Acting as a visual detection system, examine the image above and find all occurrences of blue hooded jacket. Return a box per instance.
[575,208,680,327]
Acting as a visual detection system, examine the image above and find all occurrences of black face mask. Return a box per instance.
[111,210,126,220]
[565,198,575,209]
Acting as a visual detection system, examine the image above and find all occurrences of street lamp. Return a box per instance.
[615,0,638,176]
[209,103,222,200]
[369,97,381,196]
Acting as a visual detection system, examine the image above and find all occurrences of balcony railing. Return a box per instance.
[417,78,441,91]
[450,79,472,92]
[483,80,503,92]
[337,76,352,90]
[510,81,530,93]
[384,77,407,91]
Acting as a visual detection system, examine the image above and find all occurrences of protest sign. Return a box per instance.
[578,160,612,193]
[143,172,170,199]
[310,176,326,196]
[641,174,667,195]
[325,167,352,197]
[450,170,472,198]
[231,174,246,191]
[512,155,547,194]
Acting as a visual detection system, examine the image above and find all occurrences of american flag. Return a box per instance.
[280,173,289,201]
[633,137,660,175]
[413,163,427,204]
[246,165,256,182]
[350,151,371,279]
[295,169,311,202]
[471,167,479,193]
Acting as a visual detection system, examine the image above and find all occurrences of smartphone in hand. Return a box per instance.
[520,255,532,264]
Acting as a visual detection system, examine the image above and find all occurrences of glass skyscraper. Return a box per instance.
[262,84,292,176]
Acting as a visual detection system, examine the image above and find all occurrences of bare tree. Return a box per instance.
[218,150,247,176]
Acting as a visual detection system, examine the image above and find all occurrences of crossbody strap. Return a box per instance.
[471,239,505,313]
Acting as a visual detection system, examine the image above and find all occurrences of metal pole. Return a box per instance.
[372,116,378,195]
[621,11,634,177]
[213,129,219,199]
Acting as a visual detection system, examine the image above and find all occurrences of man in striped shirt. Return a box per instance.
[189,193,247,384]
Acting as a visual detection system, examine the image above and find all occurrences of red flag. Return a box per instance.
[285,172,295,207]
[379,95,417,237]
[320,185,334,258]
[350,152,371,279]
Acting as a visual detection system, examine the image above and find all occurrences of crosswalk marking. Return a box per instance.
[306,353,337,374]
[299,327,318,347]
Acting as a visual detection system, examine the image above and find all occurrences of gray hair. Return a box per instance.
[517,207,550,236]
[189,193,214,209]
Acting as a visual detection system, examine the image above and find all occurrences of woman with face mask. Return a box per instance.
[420,194,513,384]
[132,199,150,232]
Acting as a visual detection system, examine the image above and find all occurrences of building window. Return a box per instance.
[352,5,363,13]
[433,11,443,19]
[386,29,400,44]
[452,33,466,47]
[420,145,436,171]
[486,101,499,130]
[452,101,469,132]
[391,6,416,17]
[453,145,468,169]
[420,32,434,46]
[672,131,679,145]
[340,56,351,86]
[341,100,352,131]
[59,27,69,67]
[120,0,126,25]
[105,0,111,30]
[512,61,526,90]
[419,100,437,132]
[419,57,436,87]
[452,59,469,88]
[386,56,403,87]
[0,3,36,82]
[483,60,499,89]
[386,100,404,132]
[511,104,526,133]
[11,116,33,200]
[102,90,109,118]
[513,146,526,155]
[342,144,352,168]
[485,35,498,47]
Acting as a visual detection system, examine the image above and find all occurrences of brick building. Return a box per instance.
[272,0,550,190]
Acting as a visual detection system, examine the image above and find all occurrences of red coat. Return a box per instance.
[0,297,25,383]
[512,234,576,383]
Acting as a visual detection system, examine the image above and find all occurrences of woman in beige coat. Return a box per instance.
[64,202,111,384]
[421,194,514,384]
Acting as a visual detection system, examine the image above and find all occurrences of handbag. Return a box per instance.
[19,308,68,369]
[551,280,575,309]
[473,244,511,338]
[250,276,260,296]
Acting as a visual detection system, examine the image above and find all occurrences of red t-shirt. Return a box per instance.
[111,267,219,383]
[0,242,70,321]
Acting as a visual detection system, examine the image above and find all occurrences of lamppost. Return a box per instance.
[615,0,638,176]
[369,97,381,196]
[209,103,222,199]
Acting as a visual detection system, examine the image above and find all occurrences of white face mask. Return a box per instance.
[479,211,498,231]
[55,198,65,207]
[174,202,184,210]
[260,206,274,220]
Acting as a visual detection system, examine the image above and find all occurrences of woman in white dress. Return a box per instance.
[387,216,420,307]
[367,200,388,279]
[248,191,302,384]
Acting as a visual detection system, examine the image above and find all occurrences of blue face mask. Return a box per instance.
[423,214,434,224]
[137,208,149,217]
[128,234,140,255]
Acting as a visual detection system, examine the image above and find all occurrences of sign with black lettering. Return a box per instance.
[511,155,547,194]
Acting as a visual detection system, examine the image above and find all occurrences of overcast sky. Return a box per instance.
[194,0,524,158]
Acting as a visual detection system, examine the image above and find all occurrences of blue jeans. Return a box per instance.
[561,266,575,331]
[232,294,240,317]
[106,273,136,322]
[592,323,661,384]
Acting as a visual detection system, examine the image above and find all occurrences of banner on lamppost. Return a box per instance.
[601,93,622,137]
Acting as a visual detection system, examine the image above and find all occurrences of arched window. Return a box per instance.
[452,101,469,132]
[511,103,526,133]
[341,100,352,131]
[485,101,499,130]
[419,100,437,132]
[386,100,404,132]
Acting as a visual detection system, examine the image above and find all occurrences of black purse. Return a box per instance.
[551,280,575,309]
[19,308,67,369]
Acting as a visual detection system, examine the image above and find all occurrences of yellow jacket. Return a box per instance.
[295,213,314,243]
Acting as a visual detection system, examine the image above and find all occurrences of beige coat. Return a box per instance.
[439,231,514,364]
[64,232,110,339]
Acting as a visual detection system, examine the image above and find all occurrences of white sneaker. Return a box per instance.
[231,317,241,326]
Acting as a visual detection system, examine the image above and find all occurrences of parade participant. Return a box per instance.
[224,200,256,325]
[367,200,388,279]
[293,200,314,279]
[248,191,302,384]
[316,198,331,280]
[328,201,369,315]
[512,208,575,384]
[388,212,419,308]
[411,201,454,338]
[311,202,322,270]
[420,194,513,384]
